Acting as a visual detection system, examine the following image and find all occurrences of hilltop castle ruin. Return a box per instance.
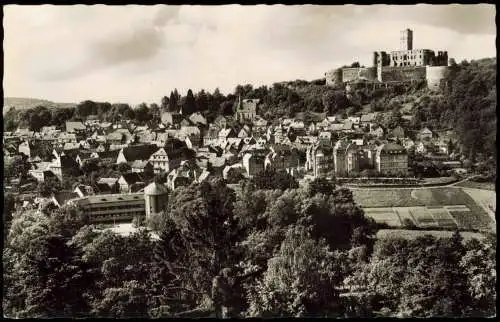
[325,29,451,90]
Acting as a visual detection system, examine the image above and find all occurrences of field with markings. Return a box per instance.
[354,187,493,231]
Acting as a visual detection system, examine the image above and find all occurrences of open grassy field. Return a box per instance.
[454,181,495,191]
[364,208,402,227]
[461,188,496,215]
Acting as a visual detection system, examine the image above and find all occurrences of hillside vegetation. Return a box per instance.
[3,97,76,114]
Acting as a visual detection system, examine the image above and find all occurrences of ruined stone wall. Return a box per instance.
[426,66,449,90]
[325,68,343,86]
[379,66,427,82]
[342,67,377,83]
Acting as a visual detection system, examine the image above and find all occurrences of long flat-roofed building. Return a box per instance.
[74,193,145,223]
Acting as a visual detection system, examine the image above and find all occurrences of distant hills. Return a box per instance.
[3,97,77,114]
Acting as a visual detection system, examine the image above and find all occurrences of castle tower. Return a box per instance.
[400,28,413,51]
[144,182,169,218]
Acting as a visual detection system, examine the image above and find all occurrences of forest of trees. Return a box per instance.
[3,178,496,318]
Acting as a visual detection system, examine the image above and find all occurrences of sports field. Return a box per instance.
[364,205,460,229]
[354,187,493,231]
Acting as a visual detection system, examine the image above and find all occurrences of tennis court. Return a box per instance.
[427,208,458,228]
[408,207,439,228]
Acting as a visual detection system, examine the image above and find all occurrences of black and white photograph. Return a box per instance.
[2,3,496,318]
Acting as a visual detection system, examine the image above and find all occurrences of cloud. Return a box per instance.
[33,5,182,81]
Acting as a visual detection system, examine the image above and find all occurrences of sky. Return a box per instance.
[3,4,496,106]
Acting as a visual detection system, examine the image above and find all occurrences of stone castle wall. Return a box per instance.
[379,66,427,82]
[325,69,343,86]
[341,67,377,83]
[426,66,450,90]
[326,65,449,90]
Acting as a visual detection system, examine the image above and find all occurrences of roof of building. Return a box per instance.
[319,131,332,139]
[131,160,151,169]
[78,192,144,206]
[360,113,378,122]
[209,156,227,168]
[379,143,406,153]
[74,184,94,196]
[94,150,119,159]
[53,191,80,207]
[64,142,80,150]
[188,112,207,125]
[219,128,234,138]
[97,177,119,185]
[122,144,159,162]
[119,172,144,185]
[342,122,354,130]
[180,126,201,136]
[144,182,169,195]
[65,121,86,132]
[330,123,344,131]
[161,112,184,124]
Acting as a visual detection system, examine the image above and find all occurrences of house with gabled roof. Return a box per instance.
[375,143,408,175]
[75,150,94,167]
[360,113,378,124]
[189,112,208,126]
[74,184,95,198]
[161,112,184,126]
[252,115,268,132]
[28,161,54,182]
[48,152,80,181]
[203,125,220,146]
[52,191,80,208]
[149,147,185,174]
[118,172,144,193]
[65,121,86,133]
[58,133,78,144]
[214,115,229,129]
[265,144,300,174]
[235,97,260,122]
[178,126,201,144]
[96,177,119,193]
[418,127,433,140]
[342,121,355,133]
[330,123,345,132]
[180,118,192,127]
[238,126,251,138]
[90,150,118,165]
[306,142,334,178]
[18,140,34,158]
[318,131,333,146]
[131,160,154,175]
[218,128,236,144]
[242,152,266,177]
[116,144,159,164]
